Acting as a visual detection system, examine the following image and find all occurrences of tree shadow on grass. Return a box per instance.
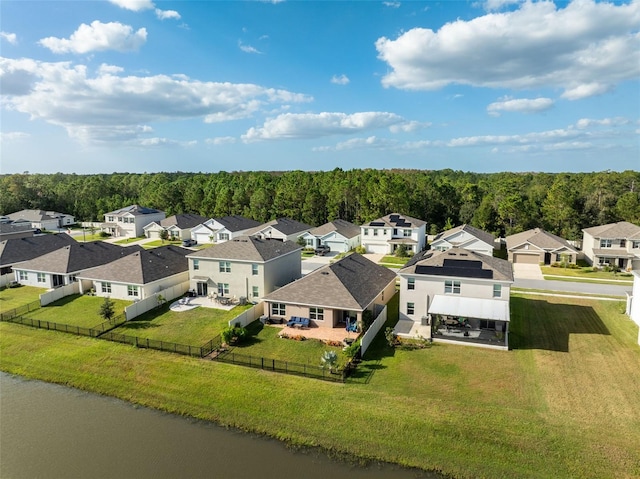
[509,297,610,352]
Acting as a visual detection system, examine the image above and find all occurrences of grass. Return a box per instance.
[512,287,626,300]
[540,265,633,282]
[77,233,110,242]
[141,239,182,248]
[112,236,146,245]
[22,294,132,328]
[1,294,639,479]
[543,276,633,286]
[379,255,410,266]
[0,285,47,311]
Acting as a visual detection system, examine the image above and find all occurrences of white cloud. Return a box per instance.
[155,9,181,20]
[483,0,522,11]
[383,2,401,8]
[108,0,154,12]
[0,32,17,45]
[0,131,30,143]
[376,0,640,99]
[389,120,431,133]
[98,64,124,75]
[206,136,237,145]
[39,21,147,54]
[239,41,262,54]
[575,117,630,129]
[330,74,350,85]
[487,97,554,116]
[242,111,407,141]
[0,57,311,144]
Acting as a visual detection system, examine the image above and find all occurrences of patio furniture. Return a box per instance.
[286,316,310,329]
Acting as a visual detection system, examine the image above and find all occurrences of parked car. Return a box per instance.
[182,239,197,247]
[314,244,331,256]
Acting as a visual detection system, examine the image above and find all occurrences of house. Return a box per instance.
[186,236,301,300]
[361,213,426,255]
[298,219,361,253]
[625,270,640,346]
[582,221,640,270]
[0,222,35,241]
[262,253,397,331]
[13,242,141,289]
[190,216,261,244]
[431,224,495,256]
[143,214,209,241]
[506,228,580,265]
[5,209,75,230]
[245,217,313,243]
[102,205,166,238]
[397,248,514,350]
[77,245,191,301]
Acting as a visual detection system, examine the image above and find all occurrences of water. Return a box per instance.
[0,373,436,479]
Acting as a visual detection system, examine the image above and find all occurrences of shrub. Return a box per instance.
[343,340,361,360]
[99,231,111,238]
[221,325,248,345]
[355,245,366,254]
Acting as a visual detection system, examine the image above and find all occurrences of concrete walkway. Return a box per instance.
[512,263,544,280]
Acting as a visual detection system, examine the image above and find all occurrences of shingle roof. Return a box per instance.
[104,205,163,216]
[0,223,34,235]
[264,254,397,310]
[310,219,361,239]
[245,217,313,236]
[78,245,191,284]
[187,236,301,262]
[399,247,514,282]
[5,209,69,222]
[433,224,495,248]
[0,233,77,267]
[506,228,578,252]
[214,215,261,232]
[364,213,426,228]
[583,221,640,239]
[160,214,209,229]
[16,241,142,274]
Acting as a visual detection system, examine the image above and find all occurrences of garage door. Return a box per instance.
[513,253,539,264]
[365,243,388,254]
[324,240,346,253]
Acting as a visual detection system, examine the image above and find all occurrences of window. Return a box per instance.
[305,238,315,247]
[19,271,27,281]
[102,282,112,294]
[69,275,77,283]
[406,302,415,315]
[117,217,122,222]
[219,261,231,273]
[403,229,412,237]
[480,320,496,330]
[107,216,114,222]
[407,277,415,290]
[218,233,229,241]
[620,239,626,247]
[272,303,286,316]
[252,264,259,276]
[217,283,230,296]
[444,280,460,294]
[493,284,502,298]
[37,273,46,283]
[633,241,640,249]
[383,229,387,235]
[309,307,324,320]
[555,254,562,262]
[193,259,199,270]
[363,228,369,236]
[373,229,378,236]
[252,286,259,298]
[127,285,139,297]
[600,239,612,248]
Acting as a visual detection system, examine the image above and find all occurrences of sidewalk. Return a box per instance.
[543,274,633,284]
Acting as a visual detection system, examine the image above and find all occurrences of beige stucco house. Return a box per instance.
[506,228,580,265]
[361,213,426,255]
[582,221,640,270]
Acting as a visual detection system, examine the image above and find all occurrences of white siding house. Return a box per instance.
[361,213,426,255]
[102,205,166,238]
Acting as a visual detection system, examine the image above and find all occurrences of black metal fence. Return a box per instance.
[0,300,41,321]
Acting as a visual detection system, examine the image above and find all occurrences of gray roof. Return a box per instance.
[187,236,301,262]
[16,241,142,274]
[214,215,261,232]
[160,214,209,229]
[399,247,514,282]
[104,205,163,216]
[0,233,77,268]
[433,224,495,248]
[583,221,640,239]
[264,254,397,310]
[78,245,191,284]
[310,219,361,239]
[246,217,313,236]
[364,213,426,228]
[5,209,70,222]
[0,223,34,235]
[506,228,578,252]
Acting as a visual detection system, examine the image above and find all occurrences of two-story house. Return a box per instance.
[190,216,261,244]
[298,219,361,253]
[397,248,514,350]
[102,205,166,238]
[186,236,301,301]
[143,214,209,241]
[430,224,495,256]
[506,228,580,265]
[361,213,426,255]
[582,221,640,270]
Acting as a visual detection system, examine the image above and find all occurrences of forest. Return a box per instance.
[1,169,639,240]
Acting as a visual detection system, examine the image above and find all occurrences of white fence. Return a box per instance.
[229,302,265,328]
[360,304,387,357]
[0,274,13,289]
[124,281,190,320]
[40,282,80,306]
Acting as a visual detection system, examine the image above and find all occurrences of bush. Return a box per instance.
[99,231,111,238]
[355,245,366,254]
[343,340,361,359]
[221,325,248,345]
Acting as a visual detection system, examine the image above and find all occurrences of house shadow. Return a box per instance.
[509,297,610,352]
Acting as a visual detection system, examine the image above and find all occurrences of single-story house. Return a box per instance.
[298,219,361,253]
[506,228,580,265]
[0,233,77,278]
[431,224,495,256]
[5,209,75,230]
[361,213,426,255]
[262,253,397,332]
[582,221,640,270]
[143,213,209,241]
[102,205,166,238]
[77,245,191,301]
[245,217,313,243]
[0,222,36,241]
[191,216,261,244]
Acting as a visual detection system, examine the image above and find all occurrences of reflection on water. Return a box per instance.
[0,373,437,479]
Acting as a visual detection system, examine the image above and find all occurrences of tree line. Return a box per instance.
[1,169,639,239]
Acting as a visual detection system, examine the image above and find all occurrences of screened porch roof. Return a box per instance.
[429,295,510,322]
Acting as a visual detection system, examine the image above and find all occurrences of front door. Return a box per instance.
[618,258,625,269]
[544,252,552,265]
[197,282,208,296]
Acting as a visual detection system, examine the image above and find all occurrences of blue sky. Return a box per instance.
[1,0,638,174]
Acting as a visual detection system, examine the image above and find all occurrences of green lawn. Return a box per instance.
[112,236,146,245]
[543,275,633,286]
[111,302,253,346]
[541,265,633,282]
[77,233,110,242]
[511,287,626,300]
[22,294,132,328]
[0,285,47,311]
[1,294,639,479]
[379,255,410,266]
[142,239,182,248]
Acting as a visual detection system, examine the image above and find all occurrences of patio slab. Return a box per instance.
[269,323,358,343]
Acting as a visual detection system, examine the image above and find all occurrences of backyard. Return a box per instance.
[0,285,46,311]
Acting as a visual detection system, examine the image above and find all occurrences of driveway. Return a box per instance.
[301,252,336,275]
[512,263,544,280]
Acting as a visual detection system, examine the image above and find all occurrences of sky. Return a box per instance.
[1,0,639,174]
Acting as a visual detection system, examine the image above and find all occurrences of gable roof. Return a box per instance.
[246,217,313,237]
[363,213,426,228]
[582,221,640,239]
[104,205,163,216]
[310,219,361,239]
[400,247,513,282]
[5,209,71,222]
[0,233,77,267]
[0,222,34,235]
[160,213,209,229]
[506,228,578,252]
[213,215,261,232]
[264,254,396,310]
[16,241,142,274]
[187,236,301,262]
[78,245,191,284]
[432,224,495,248]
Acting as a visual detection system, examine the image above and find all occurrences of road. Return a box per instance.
[513,278,631,296]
